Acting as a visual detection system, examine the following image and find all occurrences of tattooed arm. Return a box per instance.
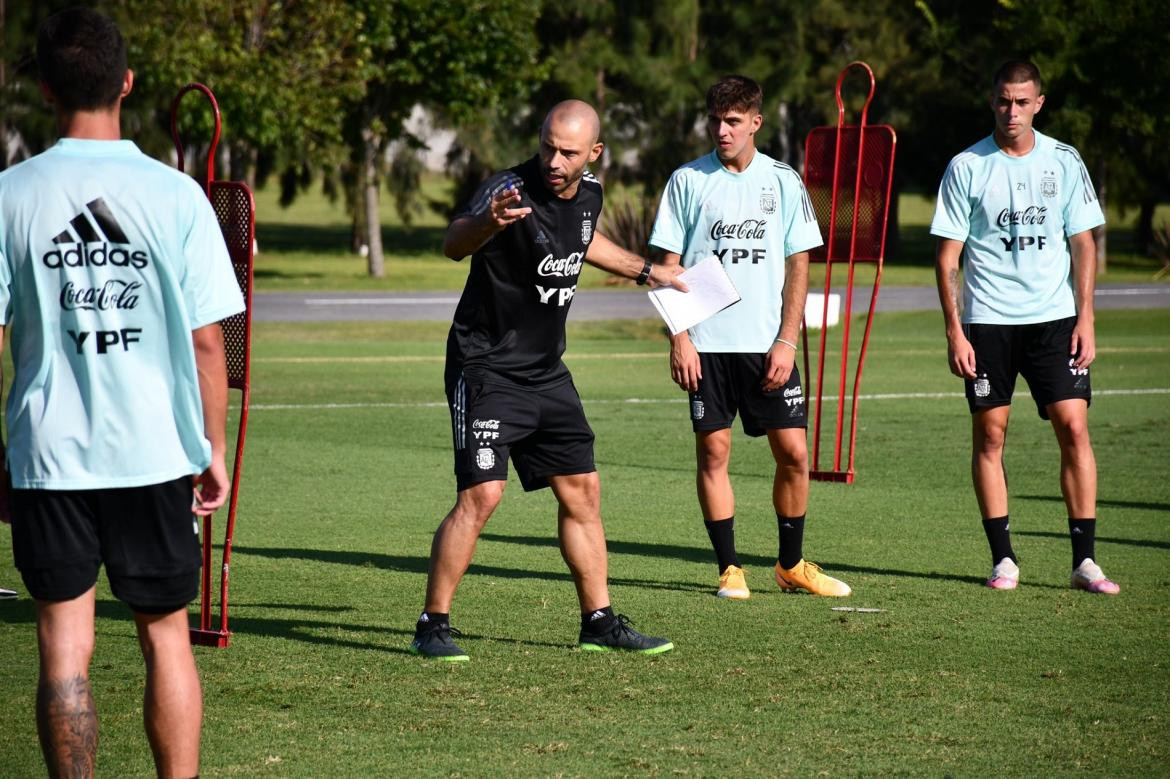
[935,238,976,379]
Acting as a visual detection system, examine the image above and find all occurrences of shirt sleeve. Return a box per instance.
[781,169,824,257]
[455,170,525,220]
[930,158,972,242]
[1062,152,1106,237]
[182,185,245,330]
[0,240,10,327]
[648,170,689,255]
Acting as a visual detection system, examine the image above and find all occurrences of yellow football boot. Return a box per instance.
[716,565,751,600]
[774,559,852,597]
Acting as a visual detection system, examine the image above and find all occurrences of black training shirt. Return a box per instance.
[446,155,603,387]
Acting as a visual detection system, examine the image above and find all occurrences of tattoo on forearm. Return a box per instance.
[948,268,961,309]
[37,674,98,778]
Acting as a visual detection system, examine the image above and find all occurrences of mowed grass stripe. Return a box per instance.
[247,387,1170,411]
[253,344,1170,364]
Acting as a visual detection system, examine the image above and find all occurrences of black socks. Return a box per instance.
[1069,517,1096,568]
[982,516,1017,565]
[416,611,449,636]
[777,514,806,570]
[581,605,615,634]
[704,517,740,573]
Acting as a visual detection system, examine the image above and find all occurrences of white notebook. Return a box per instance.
[647,255,741,336]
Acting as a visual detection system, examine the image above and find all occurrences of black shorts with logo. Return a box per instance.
[446,369,596,492]
[964,316,1091,420]
[9,476,201,611]
[689,352,807,437]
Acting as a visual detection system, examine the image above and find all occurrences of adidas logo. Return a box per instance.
[42,197,148,270]
[418,612,430,623]
[589,610,607,622]
[535,229,549,244]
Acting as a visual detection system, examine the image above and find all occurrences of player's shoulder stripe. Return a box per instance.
[582,170,600,183]
[1054,143,1084,162]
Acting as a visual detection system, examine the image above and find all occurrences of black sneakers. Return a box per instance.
[579,614,674,654]
[409,622,470,662]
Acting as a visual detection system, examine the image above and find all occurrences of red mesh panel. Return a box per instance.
[804,125,895,262]
[209,181,253,389]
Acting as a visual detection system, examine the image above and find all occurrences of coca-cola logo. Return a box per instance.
[709,219,767,241]
[997,206,1048,228]
[536,251,584,278]
[60,279,142,312]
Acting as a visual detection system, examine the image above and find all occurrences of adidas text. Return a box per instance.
[43,243,148,271]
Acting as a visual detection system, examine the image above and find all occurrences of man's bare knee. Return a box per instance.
[452,481,505,527]
[697,432,731,473]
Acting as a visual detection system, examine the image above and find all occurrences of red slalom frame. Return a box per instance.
[801,62,897,484]
[171,83,255,647]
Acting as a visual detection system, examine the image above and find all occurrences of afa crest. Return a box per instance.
[760,189,777,215]
[581,219,593,243]
[1041,177,1058,199]
[476,447,495,470]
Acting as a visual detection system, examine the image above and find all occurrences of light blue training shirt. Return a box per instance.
[930,130,1105,325]
[0,139,245,489]
[650,149,823,352]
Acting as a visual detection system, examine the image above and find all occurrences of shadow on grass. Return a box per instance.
[479,533,1015,589]
[233,545,708,596]
[1014,530,1170,551]
[255,223,444,257]
[1015,494,1170,514]
[0,596,571,654]
[253,267,326,281]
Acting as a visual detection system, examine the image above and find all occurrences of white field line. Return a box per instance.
[303,297,460,305]
[253,345,1170,365]
[247,387,1170,411]
[1095,287,1170,296]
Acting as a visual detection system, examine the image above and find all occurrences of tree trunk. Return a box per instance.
[885,178,901,259]
[595,66,608,184]
[1094,159,1106,275]
[0,0,7,171]
[1136,197,1156,253]
[776,102,791,166]
[362,127,385,278]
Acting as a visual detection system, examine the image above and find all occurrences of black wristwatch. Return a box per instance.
[635,259,652,286]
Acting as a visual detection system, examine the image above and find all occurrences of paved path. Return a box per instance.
[253,284,1170,323]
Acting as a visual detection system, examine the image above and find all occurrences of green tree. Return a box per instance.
[344,0,542,277]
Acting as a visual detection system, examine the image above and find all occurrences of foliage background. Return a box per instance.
[3,0,1168,272]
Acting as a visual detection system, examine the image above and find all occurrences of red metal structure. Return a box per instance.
[171,83,255,647]
[801,62,897,484]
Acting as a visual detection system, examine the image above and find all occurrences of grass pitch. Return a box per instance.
[1,309,1168,776]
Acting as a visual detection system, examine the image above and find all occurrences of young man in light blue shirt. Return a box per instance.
[932,60,1118,595]
[650,75,851,600]
[0,9,244,776]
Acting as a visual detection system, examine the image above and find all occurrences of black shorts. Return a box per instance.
[964,316,1092,420]
[447,372,596,492]
[9,476,201,611]
[689,353,807,437]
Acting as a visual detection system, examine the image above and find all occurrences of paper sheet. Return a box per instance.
[647,255,741,335]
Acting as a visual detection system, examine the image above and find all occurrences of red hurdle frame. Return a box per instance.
[801,62,897,484]
[171,83,255,647]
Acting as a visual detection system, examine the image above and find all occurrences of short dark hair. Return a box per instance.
[993,60,1042,92]
[37,8,127,112]
[706,75,763,116]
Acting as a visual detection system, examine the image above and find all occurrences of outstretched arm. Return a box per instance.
[584,231,688,290]
[934,238,976,379]
[192,323,230,516]
[442,187,532,260]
